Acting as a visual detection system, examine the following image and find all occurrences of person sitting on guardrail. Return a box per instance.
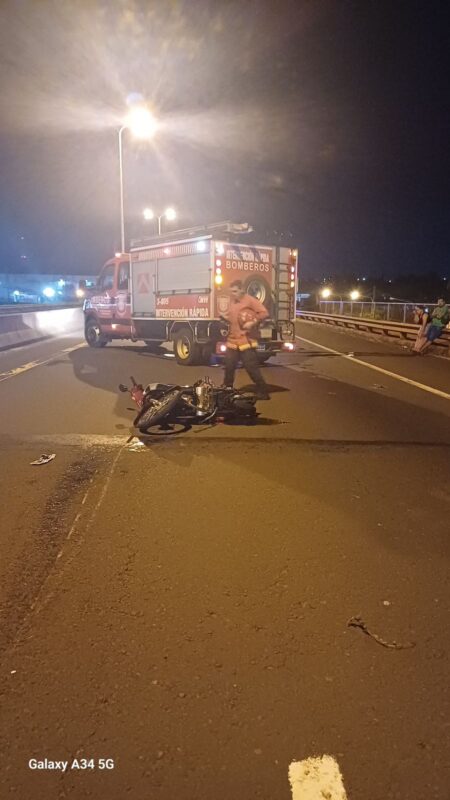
[412,305,431,353]
[415,298,449,354]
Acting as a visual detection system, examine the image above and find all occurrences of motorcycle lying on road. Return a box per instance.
[119,376,258,434]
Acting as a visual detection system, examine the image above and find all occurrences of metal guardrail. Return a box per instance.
[296,310,450,353]
[318,300,436,323]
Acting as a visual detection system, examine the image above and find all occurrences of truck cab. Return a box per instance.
[83,255,132,347]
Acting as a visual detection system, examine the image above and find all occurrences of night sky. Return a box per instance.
[0,0,449,279]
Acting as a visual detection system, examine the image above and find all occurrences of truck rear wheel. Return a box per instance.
[173,328,201,366]
[85,318,108,348]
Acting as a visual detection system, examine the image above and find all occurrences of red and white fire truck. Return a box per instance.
[83,222,298,365]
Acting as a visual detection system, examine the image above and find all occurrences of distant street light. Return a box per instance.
[143,207,177,236]
[321,287,332,299]
[350,290,360,300]
[118,106,158,253]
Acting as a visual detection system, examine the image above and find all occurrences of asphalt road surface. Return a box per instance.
[0,321,449,800]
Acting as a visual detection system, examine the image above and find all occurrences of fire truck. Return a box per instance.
[83,222,297,365]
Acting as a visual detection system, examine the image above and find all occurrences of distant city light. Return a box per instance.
[350,290,360,300]
[143,208,154,221]
[321,288,332,298]
[43,287,56,299]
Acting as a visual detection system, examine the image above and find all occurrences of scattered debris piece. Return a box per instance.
[383,600,391,606]
[327,391,337,396]
[372,383,386,390]
[347,616,415,649]
[30,454,56,466]
[127,440,146,451]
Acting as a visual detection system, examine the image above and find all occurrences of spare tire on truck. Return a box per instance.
[173,327,201,366]
[243,276,274,316]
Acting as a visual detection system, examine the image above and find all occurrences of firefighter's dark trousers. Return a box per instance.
[223,347,267,391]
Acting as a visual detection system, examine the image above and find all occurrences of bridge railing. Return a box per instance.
[317,300,437,323]
[296,309,450,354]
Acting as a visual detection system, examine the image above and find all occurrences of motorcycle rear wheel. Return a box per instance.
[137,389,183,433]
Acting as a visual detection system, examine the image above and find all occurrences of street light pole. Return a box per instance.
[143,208,176,237]
[118,125,126,253]
[117,106,158,254]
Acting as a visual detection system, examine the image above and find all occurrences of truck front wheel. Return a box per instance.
[85,318,108,348]
[173,328,200,366]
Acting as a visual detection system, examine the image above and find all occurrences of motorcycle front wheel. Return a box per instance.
[136,389,183,433]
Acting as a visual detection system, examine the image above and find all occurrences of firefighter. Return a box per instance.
[222,280,270,400]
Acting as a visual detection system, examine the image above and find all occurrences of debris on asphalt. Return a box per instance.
[30,453,56,466]
[347,352,355,357]
[373,383,386,390]
[347,616,415,649]
[383,600,391,606]
[127,440,146,451]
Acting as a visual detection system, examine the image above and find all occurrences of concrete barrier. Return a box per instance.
[0,307,84,351]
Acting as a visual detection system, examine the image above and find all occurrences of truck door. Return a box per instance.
[114,259,132,334]
[92,262,116,329]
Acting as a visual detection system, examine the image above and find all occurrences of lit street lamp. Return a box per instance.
[321,287,332,299]
[143,207,177,236]
[350,290,360,300]
[118,106,158,253]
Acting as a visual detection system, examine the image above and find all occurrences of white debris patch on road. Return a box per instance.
[289,755,348,799]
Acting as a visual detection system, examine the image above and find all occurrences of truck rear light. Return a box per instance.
[218,343,227,353]
[216,258,222,268]
[283,342,294,351]
[290,281,295,288]
[215,274,223,285]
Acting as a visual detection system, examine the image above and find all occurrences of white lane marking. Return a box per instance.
[289,756,348,799]
[295,334,450,401]
[0,343,85,383]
